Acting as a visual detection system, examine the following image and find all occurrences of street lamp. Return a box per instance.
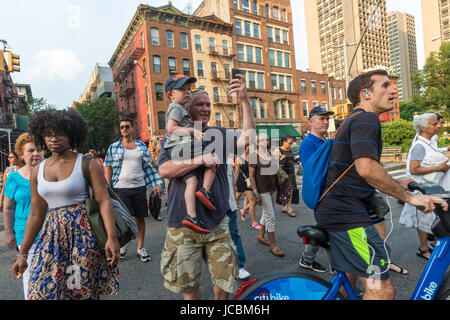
[333,39,358,88]
[134,59,153,138]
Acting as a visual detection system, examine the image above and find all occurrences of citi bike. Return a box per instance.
[235,183,450,300]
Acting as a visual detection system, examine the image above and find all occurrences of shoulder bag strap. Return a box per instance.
[81,155,93,196]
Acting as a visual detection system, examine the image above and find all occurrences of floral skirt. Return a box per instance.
[27,203,119,300]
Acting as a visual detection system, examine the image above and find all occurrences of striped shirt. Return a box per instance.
[314,109,382,231]
[104,138,163,189]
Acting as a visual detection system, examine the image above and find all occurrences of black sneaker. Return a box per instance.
[182,215,211,234]
[195,188,217,211]
[299,257,327,273]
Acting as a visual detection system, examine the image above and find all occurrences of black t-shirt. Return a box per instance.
[158,126,239,229]
[314,109,383,231]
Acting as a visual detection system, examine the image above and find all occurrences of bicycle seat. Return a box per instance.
[297,225,330,249]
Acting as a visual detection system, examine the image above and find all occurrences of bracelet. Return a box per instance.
[16,254,28,260]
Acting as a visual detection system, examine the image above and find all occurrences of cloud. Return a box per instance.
[24,49,85,82]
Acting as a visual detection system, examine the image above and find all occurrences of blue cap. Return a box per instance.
[165,74,197,94]
[309,106,334,119]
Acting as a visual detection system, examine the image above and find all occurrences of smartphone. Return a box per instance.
[232,68,242,79]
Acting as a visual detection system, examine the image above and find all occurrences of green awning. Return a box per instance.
[256,125,301,139]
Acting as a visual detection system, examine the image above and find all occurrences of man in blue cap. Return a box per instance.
[297,106,334,273]
[163,74,217,233]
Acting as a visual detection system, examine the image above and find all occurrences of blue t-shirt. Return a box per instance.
[4,171,39,245]
[299,133,326,166]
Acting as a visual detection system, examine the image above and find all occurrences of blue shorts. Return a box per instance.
[327,225,391,280]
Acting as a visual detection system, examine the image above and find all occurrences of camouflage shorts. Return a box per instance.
[160,216,239,294]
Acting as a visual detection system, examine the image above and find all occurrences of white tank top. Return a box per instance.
[37,154,88,209]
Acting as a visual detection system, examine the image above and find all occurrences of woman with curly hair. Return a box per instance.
[12,109,120,300]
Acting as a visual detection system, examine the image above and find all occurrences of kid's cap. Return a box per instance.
[165,74,197,94]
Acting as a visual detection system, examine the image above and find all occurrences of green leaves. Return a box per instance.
[382,119,416,153]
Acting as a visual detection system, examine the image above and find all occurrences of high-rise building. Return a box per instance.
[387,11,418,101]
[79,63,114,103]
[422,0,450,59]
[304,0,391,82]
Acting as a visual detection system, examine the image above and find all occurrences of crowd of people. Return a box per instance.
[1,68,449,300]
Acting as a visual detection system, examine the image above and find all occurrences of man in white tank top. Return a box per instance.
[104,117,163,262]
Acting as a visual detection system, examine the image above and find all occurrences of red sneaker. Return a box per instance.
[195,188,217,211]
[182,215,210,234]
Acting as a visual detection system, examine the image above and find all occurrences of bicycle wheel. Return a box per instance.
[435,270,450,300]
[236,270,346,300]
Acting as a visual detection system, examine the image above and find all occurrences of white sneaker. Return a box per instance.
[120,244,128,259]
[238,268,251,280]
[137,248,152,262]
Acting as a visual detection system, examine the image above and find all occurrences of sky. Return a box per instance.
[0,0,425,109]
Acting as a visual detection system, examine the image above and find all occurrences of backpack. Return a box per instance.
[301,112,363,210]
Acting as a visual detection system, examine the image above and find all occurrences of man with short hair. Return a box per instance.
[315,69,448,300]
[158,74,256,300]
[104,117,163,262]
[298,106,334,273]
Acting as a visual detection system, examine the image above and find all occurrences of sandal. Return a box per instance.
[287,209,296,217]
[416,248,431,261]
[252,223,261,230]
[389,263,408,275]
[269,246,285,257]
[240,210,247,222]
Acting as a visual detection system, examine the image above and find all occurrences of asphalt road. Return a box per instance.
[0,185,434,300]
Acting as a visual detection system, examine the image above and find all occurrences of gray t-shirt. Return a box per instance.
[164,103,194,149]
[410,144,426,161]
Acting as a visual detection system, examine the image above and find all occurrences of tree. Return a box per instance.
[399,100,421,121]
[412,42,450,120]
[18,97,55,115]
[382,118,416,153]
[75,96,120,154]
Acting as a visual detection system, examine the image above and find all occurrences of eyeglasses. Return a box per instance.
[44,133,65,140]
[120,125,131,130]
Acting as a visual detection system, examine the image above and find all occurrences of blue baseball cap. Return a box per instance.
[165,74,197,94]
[309,106,334,119]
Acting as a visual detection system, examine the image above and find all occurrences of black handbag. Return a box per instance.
[368,190,390,218]
[148,192,162,220]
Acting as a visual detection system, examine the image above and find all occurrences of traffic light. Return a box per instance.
[7,52,20,72]
[0,51,6,72]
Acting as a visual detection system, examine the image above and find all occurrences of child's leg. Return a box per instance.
[185,175,197,218]
[202,166,216,192]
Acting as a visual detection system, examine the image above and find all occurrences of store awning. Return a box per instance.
[256,125,302,139]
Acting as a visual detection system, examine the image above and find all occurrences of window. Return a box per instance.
[155,83,164,101]
[168,57,176,73]
[209,38,216,52]
[259,100,266,118]
[311,81,317,94]
[253,24,260,38]
[236,20,242,35]
[269,50,275,66]
[237,44,245,61]
[166,30,174,47]
[151,28,159,45]
[142,58,147,74]
[215,112,222,126]
[265,4,269,17]
[195,35,202,51]
[247,46,253,63]
[277,51,283,66]
[252,1,258,14]
[282,9,287,22]
[257,73,264,89]
[248,71,256,89]
[275,28,281,43]
[271,74,277,89]
[284,53,290,68]
[233,0,238,9]
[286,76,292,92]
[301,80,306,93]
[182,59,190,75]
[282,30,288,44]
[197,61,204,77]
[222,40,229,55]
[244,21,251,37]
[255,47,262,64]
[180,33,188,49]
[273,6,279,20]
[250,98,258,118]
[158,112,166,130]
[140,31,145,49]
[321,82,326,94]
[153,56,161,73]
[278,75,285,91]
[242,0,249,12]
[302,101,308,117]
[267,27,273,42]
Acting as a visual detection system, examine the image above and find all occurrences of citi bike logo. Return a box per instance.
[254,292,290,300]
[421,282,438,300]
